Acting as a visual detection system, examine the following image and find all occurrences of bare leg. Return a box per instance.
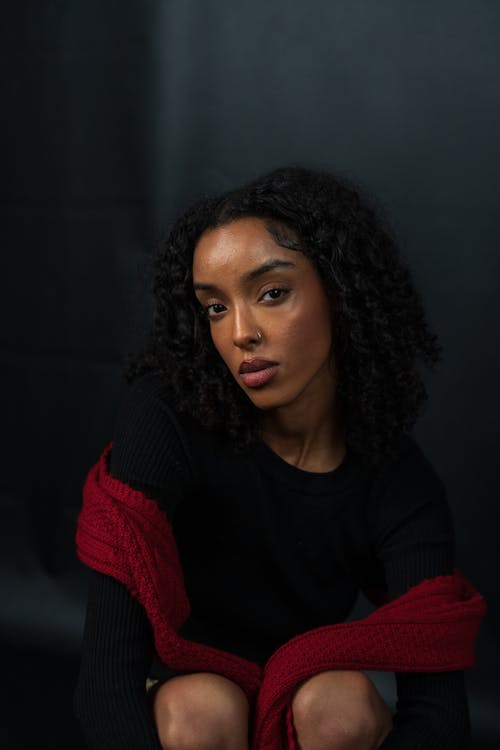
[291,670,393,750]
[149,671,250,750]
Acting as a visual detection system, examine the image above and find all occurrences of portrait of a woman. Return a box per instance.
[74,166,484,750]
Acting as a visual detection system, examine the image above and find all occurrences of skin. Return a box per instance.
[192,216,347,473]
[150,669,392,750]
[149,216,393,749]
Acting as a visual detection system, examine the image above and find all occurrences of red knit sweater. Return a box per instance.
[76,445,486,750]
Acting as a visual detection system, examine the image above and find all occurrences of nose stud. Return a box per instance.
[256,329,263,342]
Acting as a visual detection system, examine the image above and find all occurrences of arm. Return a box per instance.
[380,671,470,750]
[74,371,194,748]
[74,570,163,750]
[372,440,471,750]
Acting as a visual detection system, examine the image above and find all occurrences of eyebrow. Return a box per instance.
[193,259,296,292]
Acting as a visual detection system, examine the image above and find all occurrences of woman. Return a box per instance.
[74,166,477,750]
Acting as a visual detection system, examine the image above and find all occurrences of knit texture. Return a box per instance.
[76,443,263,703]
[255,572,485,749]
[76,444,486,750]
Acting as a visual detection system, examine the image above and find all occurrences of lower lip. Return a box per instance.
[240,365,279,388]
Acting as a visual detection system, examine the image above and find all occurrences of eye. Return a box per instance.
[204,302,227,318]
[260,287,290,302]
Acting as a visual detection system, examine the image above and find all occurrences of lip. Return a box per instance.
[240,365,279,388]
[239,358,278,374]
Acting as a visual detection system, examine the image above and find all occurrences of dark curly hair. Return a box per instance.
[127,166,443,472]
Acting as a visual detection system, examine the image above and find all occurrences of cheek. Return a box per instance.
[282,302,332,353]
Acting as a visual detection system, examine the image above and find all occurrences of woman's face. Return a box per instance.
[192,217,337,413]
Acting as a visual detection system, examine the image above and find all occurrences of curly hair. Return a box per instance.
[127,166,443,472]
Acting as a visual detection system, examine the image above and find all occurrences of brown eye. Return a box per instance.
[261,288,290,302]
[205,303,226,318]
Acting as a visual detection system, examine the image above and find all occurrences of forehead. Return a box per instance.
[192,217,301,278]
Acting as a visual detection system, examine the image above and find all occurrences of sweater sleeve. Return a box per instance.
[74,371,194,749]
[108,370,195,517]
[370,436,471,750]
[74,571,163,750]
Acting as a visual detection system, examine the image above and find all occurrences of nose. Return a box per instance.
[232,304,261,349]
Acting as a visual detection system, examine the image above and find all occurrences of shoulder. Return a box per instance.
[370,433,446,501]
[362,434,456,598]
[368,433,454,554]
[109,370,196,489]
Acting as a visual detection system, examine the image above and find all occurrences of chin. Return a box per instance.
[244,388,298,412]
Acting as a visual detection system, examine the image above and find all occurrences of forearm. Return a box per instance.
[74,570,163,750]
[379,671,471,750]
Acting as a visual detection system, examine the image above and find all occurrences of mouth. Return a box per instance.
[239,361,279,389]
[239,358,278,374]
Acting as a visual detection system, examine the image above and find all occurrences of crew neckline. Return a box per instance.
[253,437,356,493]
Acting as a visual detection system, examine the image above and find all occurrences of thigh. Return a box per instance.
[150,671,250,750]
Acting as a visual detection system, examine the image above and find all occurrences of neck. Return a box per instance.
[259,389,347,473]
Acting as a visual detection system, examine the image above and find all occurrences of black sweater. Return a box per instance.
[74,371,471,749]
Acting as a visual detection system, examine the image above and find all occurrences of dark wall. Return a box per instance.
[1,2,498,747]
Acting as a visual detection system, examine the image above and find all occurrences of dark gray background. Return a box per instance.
[1,2,498,748]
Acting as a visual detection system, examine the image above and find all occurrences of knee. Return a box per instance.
[152,673,249,750]
[291,670,392,750]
